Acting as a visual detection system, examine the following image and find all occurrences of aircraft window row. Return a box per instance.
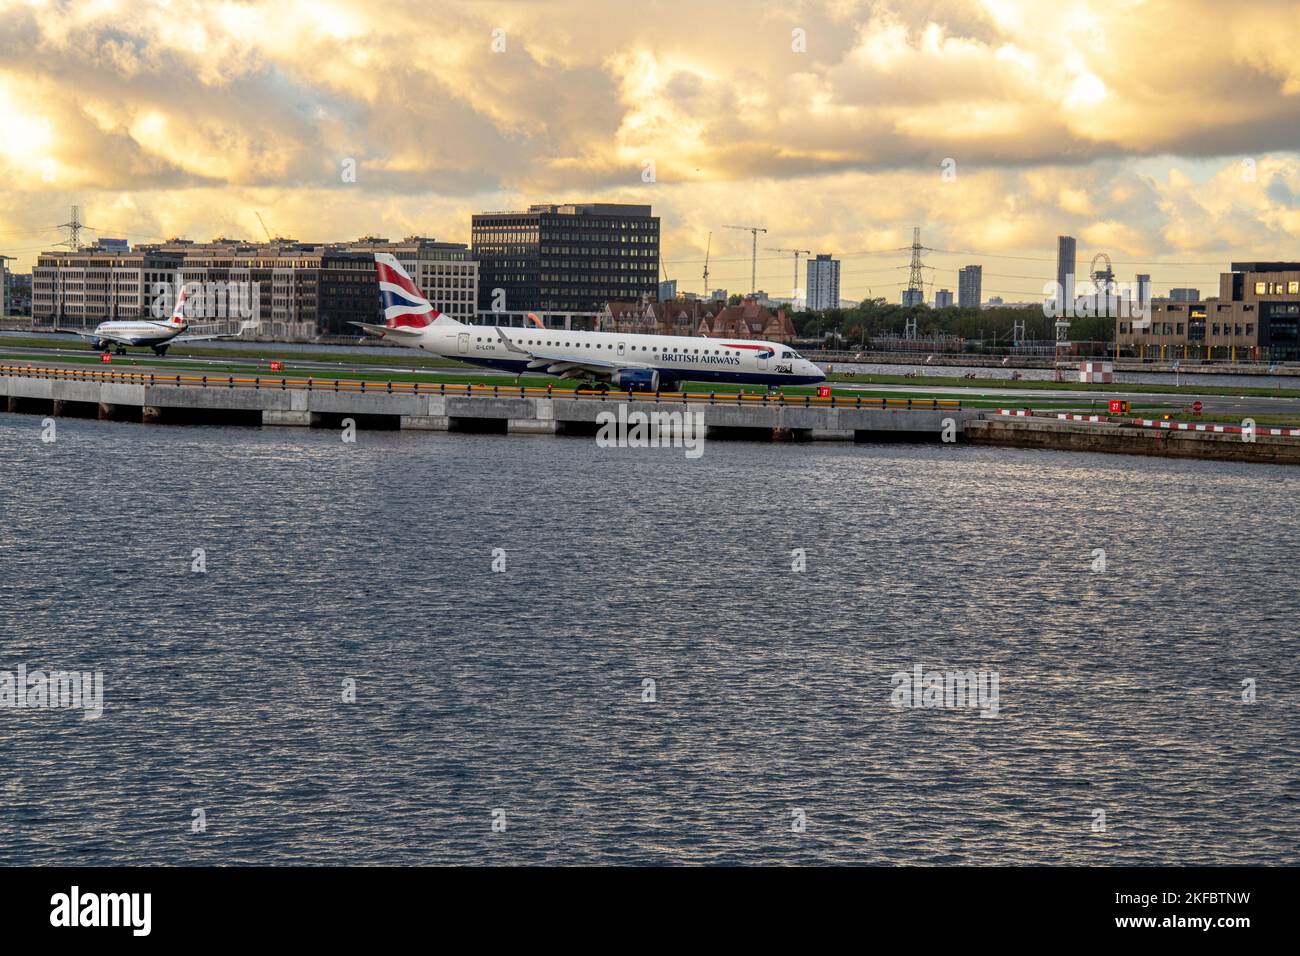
[515,339,751,357]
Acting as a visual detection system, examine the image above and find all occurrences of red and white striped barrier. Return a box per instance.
[1133,419,1300,437]
[991,410,1300,437]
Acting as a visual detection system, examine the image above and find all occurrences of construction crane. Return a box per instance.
[768,247,811,304]
[255,212,274,243]
[702,231,711,295]
[723,224,767,296]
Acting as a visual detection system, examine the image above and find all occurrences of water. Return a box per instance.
[1,412,1296,865]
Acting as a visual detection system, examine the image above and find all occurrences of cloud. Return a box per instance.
[1,0,1299,289]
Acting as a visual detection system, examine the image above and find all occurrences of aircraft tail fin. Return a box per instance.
[374,253,462,330]
[168,284,190,329]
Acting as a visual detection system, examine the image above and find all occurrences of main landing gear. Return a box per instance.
[574,381,610,394]
[152,344,169,356]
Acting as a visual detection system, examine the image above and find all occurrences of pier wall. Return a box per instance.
[7,368,1297,463]
[0,371,970,442]
[965,418,1300,464]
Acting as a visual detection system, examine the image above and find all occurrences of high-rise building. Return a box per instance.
[1169,288,1201,302]
[958,265,983,308]
[901,289,924,307]
[806,254,841,311]
[935,288,954,309]
[1136,274,1151,309]
[471,202,660,313]
[1057,235,1077,303]
[658,279,677,301]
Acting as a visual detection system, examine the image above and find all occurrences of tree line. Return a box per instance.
[785,299,1116,348]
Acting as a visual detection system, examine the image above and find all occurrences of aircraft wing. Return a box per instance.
[494,327,654,379]
[55,327,139,346]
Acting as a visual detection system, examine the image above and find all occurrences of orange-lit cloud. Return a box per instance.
[2,0,1299,298]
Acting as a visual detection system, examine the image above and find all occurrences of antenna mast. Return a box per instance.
[57,205,86,251]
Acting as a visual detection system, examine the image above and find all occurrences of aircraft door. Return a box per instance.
[757,348,770,371]
[458,333,469,354]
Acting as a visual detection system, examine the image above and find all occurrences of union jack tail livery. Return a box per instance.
[375,253,461,330]
[168,284,190,328]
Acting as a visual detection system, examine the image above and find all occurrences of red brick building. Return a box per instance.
[599,296,795,342]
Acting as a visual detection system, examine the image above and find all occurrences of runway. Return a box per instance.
[3,343,1300,420]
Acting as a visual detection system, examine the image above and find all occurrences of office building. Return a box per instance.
[1116,262,1300,361]
[471,202,660,313]
[37,238,383,337]
[340,237,477,322]
[934,289,954,309]
[33,243,184,326]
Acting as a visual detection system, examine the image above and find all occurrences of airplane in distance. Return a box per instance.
[352,254,826,392]
[57,284,231,356]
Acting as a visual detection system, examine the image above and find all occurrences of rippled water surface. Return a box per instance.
[1,411,1296,865]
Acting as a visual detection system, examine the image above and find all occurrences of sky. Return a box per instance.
[3,0,1300,302]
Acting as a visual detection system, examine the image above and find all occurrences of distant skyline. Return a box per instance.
[3,0,1300,300]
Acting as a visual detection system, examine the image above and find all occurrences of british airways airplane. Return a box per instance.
[352,254,825,391]
[57,284,229,356]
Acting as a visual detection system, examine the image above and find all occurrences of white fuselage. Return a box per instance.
[91,321,185,347]
[396,320,825,388]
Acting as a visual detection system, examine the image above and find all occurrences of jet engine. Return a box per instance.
[610,368,661,392]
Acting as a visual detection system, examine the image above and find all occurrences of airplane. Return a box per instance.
[56,284,230,356]
[352,254,826,392]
